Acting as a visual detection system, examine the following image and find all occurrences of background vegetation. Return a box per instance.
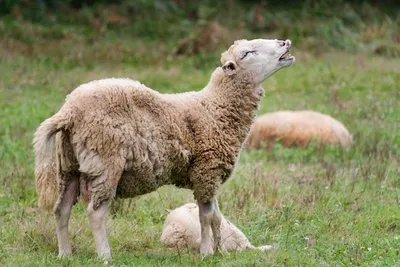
[0,0,399,266]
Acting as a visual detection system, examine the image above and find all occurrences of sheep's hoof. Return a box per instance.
[200,245,214,259]
[98,252,112,261]
[214,245,223,256]
[217,249,230,257]
[103,259,114,266]
[57,250,72,258]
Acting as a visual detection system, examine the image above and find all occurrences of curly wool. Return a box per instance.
[246,110,353,149]
[34,68,262,210]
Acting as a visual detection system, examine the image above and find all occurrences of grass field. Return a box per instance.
[1,14,400,266]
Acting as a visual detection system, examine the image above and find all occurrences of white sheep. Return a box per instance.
[33,38,295,259]
[246,110,353,149]
[161,203,273,252]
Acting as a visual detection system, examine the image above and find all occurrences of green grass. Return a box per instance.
[1,14,400,266]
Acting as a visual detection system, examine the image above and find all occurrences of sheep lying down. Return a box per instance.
[246,110,353,149]
[161,203,273,252]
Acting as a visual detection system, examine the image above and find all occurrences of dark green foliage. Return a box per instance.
[1,0,399,55]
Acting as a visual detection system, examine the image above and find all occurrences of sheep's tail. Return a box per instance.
[33,113,69,211]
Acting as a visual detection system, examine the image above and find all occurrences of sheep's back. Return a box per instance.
[60,78,192,197]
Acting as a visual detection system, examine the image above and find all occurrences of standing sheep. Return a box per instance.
[33,38,295,259]
[246,110,353,149]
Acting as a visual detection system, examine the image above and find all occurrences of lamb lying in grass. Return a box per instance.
[246,110,353,150]
[161,203,273,252]
[33,38,295,259]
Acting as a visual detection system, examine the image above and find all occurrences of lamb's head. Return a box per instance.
[220,39,295,84]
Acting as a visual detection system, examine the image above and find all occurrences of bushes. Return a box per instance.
[0,0,399,56]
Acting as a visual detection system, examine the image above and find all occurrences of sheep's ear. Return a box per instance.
[222,60,237,76]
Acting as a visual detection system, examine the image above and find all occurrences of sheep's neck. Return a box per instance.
[205,73,261,146]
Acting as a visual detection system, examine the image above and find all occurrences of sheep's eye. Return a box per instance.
[240,50,256,60]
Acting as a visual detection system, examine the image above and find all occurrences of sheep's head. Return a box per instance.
[220,39,295,84]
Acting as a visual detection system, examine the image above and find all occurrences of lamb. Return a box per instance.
[246,110,353,150]
[33,38,295,259]
[161,203,273,252]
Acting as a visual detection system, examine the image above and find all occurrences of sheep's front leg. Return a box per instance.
[192,166,224,258]
[210,198,222,253]
[87,197,112,259]
[198,200,214,258]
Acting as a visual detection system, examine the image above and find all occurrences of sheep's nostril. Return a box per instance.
[280,41,286,47]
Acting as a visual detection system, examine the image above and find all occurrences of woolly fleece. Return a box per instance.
[33,38,295,258]
[246,110,353,149]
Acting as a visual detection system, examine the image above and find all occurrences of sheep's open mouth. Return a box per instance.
[279,50,293,61]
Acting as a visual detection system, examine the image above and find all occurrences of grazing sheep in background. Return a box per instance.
[246,110,353,150]
[33,38,295,259]
[161,203,273,252]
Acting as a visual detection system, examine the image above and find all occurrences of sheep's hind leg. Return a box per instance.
[87,177,114,260]
[87,198,112,259]
[198,200,214,258]
[54,177,79,258]
[87,166,123,259]
[210,198,222,254]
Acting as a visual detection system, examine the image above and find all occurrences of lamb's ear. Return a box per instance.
[222,60,237,76]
